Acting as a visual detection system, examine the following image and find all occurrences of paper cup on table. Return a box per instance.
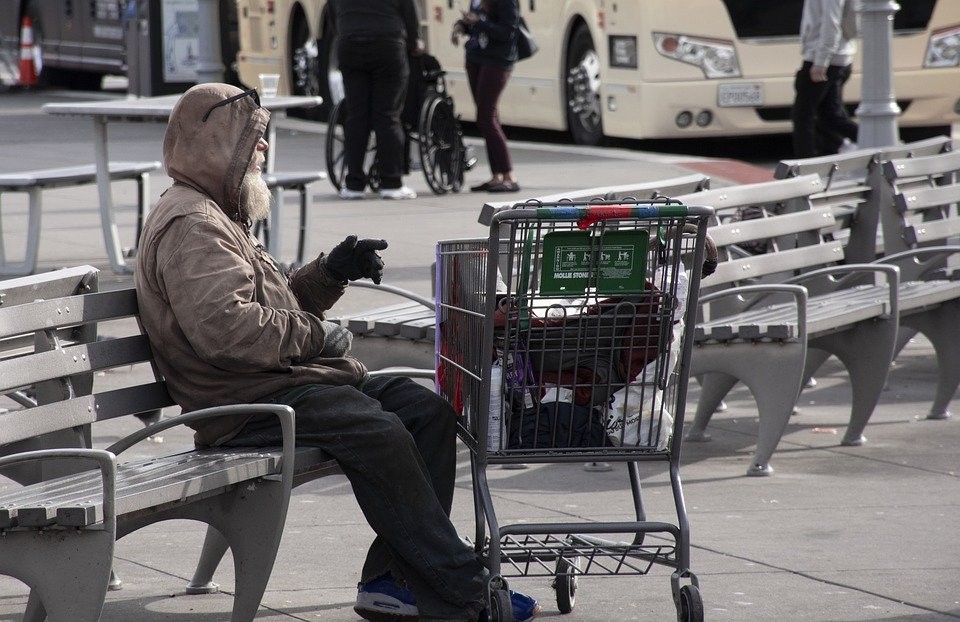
[259,73,280,98]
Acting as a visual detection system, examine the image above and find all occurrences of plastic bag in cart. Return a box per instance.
[604,271,688,450]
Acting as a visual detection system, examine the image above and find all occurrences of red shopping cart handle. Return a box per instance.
[533,204,689,229]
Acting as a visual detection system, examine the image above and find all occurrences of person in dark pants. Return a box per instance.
[452,0,521,193]
[333,0,421,200]
[791,0,860,158]
[135,83,540,622]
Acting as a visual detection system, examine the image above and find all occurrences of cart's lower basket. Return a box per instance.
[436,201,712,622]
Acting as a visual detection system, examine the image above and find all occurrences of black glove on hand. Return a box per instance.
[326,235,389,284]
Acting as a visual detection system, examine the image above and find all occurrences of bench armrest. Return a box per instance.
[875,244,960,269]
[698,284,809,342]
[106,404,296,492]
[0,448,117,533]
[785,264,900,318]
[349,281,436,310]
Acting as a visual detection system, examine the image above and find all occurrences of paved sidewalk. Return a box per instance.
[1,93,958,620]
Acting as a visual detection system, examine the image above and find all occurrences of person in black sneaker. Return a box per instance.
[452,0,521,193]
[331,0,421,200]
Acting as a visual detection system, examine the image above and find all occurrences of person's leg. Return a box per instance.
[223,381,486,620]
[817,63,859,144]
[791,61,829,158]
[339,41,374,192]
[471,64,513,179]
[355,375,458,579]
[370,40,410,190]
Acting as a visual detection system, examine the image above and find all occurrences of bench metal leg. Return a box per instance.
[7,529,114,622]
[186,526,230,594]
[901,302,960,420]
[688,340,807,476]
[808,317,898,447]
[268,187,283,259]
[0,187,42,277]
[116,474,292,622]
[297,185,308,266]
[134,172,151,251]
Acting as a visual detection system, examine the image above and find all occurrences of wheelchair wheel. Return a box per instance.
[324,100,380,192]
[324,100,348,191]
[418,95,464,195]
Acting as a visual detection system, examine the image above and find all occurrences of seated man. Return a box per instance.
[134,82,540,622]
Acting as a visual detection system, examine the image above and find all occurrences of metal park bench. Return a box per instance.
[777,138,960,422]
[0,266,340,621]
[670,175,901,475]
[874,149,960,420]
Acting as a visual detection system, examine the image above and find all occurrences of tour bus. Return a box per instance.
[0,0,128,89]
[233,0,960,144]
[0,0,239,92]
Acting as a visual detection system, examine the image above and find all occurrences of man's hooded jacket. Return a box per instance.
[135,83,366,446]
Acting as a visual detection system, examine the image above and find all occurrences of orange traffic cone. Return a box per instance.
[18,16,38,87]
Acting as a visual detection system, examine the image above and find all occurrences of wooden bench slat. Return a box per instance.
[0,384,174,445]
[709,242,845,285]
[8,450,283,528]
[708,207,836,247]
[0,290,139,338]
[0,335,153,394]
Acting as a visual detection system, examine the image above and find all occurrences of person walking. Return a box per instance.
[452,0,521,193]
[135,83,541,622]
[791,0,860,158]
[332,0,422,200]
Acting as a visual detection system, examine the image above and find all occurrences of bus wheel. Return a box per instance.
[565,25,603,145]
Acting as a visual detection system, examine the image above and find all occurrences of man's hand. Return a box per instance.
[809,65,828,82]
[319,320,352,357]
[326,235,389,284]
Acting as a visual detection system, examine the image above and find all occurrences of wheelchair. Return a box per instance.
[325,54,475,195]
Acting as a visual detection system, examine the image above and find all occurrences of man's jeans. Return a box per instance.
[222,375,486,620]
[791,61,859,158]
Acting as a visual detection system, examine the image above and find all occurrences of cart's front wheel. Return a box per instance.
[490,589,515,622]
[677,584,704,622]
[554,556,579,613]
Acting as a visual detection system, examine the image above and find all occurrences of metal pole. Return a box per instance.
[856,0,901,148]
[194,0,224,84]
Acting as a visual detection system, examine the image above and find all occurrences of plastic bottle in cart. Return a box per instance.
[487,363,504,451]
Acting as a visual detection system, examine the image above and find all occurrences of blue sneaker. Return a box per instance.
[354,572,418,621]
[478,590,541,622]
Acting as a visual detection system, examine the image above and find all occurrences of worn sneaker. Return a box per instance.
[354,572,418,621]
[379,186,418,200]
[339,187,366,200]
[478,590,541,622]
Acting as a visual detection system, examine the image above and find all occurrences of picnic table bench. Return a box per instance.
[0,161,160,276]
[0,266,341,621]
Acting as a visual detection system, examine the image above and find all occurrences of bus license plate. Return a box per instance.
[718,83,763,107]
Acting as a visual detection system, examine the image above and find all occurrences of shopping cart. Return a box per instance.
[436,199,713,622]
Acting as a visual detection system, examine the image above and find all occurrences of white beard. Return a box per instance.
[240,170,272,223]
